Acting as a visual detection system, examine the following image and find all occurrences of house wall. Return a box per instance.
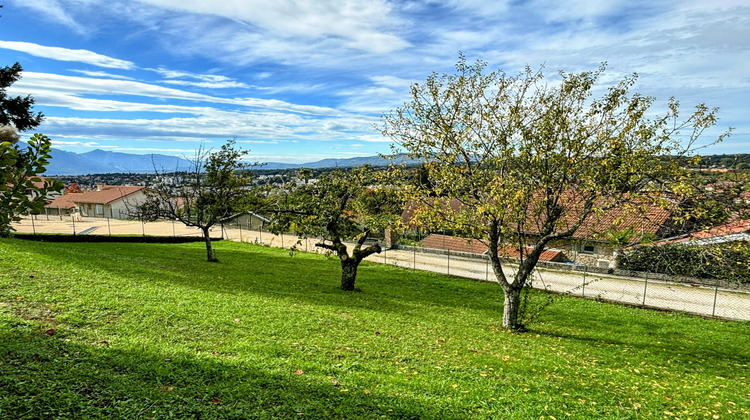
[548,239,618,268]
[223,213,269,230]
[109,191,147,219]
[77,191,147,219]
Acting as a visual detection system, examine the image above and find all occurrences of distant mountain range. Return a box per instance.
[37,145,194,175]
[261,155,419,170]
[30,143,419,175]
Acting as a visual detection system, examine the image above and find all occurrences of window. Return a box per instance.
[96,204,104,215]
[580,244,596,254]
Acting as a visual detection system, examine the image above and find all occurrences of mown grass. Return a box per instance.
[0,238,748,419]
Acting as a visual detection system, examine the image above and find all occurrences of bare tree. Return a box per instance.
[137,140,253,262]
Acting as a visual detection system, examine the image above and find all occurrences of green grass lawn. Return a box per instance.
[1,239,748,419]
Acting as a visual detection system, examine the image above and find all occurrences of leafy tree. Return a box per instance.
[1,63,43,131]
[137,140,254,262]
[0,134,62,236]
[381,56,726,331]
[0,61,61,237]
[270,165,400,290]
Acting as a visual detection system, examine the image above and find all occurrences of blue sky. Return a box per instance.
[0,0,748,163]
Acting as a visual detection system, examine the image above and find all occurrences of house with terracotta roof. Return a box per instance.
[45,192,82,217]
[50,185,147,219]
[541,203,673,267]
[401,196,675,268]
[652,219,750,246]
[420,233,566,262]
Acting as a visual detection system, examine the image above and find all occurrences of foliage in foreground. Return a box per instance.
[0,61,62,237]
[0,134,62,237]
[0,239,748,419]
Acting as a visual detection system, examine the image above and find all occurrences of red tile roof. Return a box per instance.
[71,185,144,204]
[653,219,750,245]
[45,193,82,209]
[403,193,673,242]
[570,202,671,240]
[421,234,564,262]
[422,234,489,254]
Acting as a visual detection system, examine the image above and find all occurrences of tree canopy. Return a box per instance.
[382,56,727,330]
[0,62,61,236]
[0,63,43,132]
[270,165,400,290]
[137,140,255,262]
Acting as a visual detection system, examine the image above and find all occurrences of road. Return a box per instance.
[11,216,750,321]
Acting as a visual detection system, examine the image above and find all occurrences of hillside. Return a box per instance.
[1,239,747,418]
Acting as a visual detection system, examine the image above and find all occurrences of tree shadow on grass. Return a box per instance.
[0,322,462,419]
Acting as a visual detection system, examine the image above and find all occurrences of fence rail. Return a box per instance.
[11,216,750,321]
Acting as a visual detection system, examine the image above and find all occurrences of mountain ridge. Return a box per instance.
[36,144,418,175]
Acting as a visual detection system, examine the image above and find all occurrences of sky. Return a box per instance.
[0,0,748,164]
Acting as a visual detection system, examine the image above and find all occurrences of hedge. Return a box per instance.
[12,233,222,244]
[617,242,750,283]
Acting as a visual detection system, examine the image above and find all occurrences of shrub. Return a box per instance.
[617,241,750,283]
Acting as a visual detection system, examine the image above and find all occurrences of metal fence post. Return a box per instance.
[141,219,145,237]
[31,215,36,235]
[712,279,719,317]
[72,215,76,235]
[172,219,176,237]
[107,217,111,236]
[582,265,587,297]
[413,246,416,270]
[238,222,243,242]
[642,272,649,306]
[485,256,489,281]
[447,248,450,276]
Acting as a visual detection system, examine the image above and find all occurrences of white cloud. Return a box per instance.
[0,41,135,69]
[147,68,251,89]
[148,68,232,82]
[51,140,102,147]
[161,80,250,89]
[69,70,135,80]
[9,0,86,33]
[14,72,347,116]
[135,0,409,54]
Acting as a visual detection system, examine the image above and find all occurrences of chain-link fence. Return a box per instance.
[11,216,750,321]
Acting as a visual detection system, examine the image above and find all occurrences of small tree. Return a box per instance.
[137,140,253,262]
[0,134,62,236]
[382,56,727,331]
[270,165,400,290]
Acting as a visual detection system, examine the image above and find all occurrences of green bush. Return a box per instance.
[617,241,750,283]
[12,233,221,244]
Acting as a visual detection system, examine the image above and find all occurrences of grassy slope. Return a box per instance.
[0,239,748,419]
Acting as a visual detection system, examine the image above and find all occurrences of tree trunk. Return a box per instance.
[203,227,217,262]
[340,258,359,291]
[502,285,523,331]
